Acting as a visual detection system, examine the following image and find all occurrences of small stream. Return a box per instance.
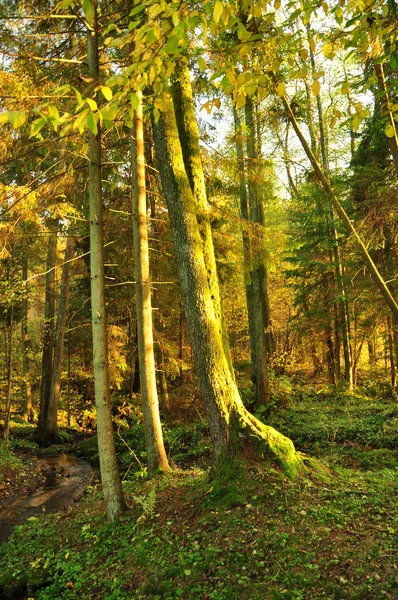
[0,452,94,545]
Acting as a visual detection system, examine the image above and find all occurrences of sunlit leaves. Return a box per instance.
[198,57,207,72]
[8,111,27,128]
[101,86,113,101]
[82,0,95,25]
[312,80,320,96]
[276,82,286,97]
[213,0,223,24]
[385,124,396,138]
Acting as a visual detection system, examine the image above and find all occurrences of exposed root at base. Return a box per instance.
[238,408,330,480]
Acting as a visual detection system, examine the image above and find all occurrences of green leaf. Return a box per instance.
[61,0,75,7]
[9,111,27,128]
[213,0,223,24]
[385,123,396,138]
[197,57,206,72]
[47,105,60,122]
[101,86,113,101]
[30,116,47,137]
[86,111,98,135]
[83,0,95,25]
[130,93,139,111]
[86,98,98,111]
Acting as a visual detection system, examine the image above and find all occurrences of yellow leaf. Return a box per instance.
[198,57,206,72]
[101,86,113,101]
[274,0,281,9]
[213,0,223,24]
[272,58,280,73]
[300,49,308,61]
[276,81,285,97]
[214,98,221,109]
[312,80,320,96]
[235,94,246,108]
[9,111,27,128]
[385,123,396,138]
[322,42,332,57]
[341,81,350,95]
[309,38,316,53]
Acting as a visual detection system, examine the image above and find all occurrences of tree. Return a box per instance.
[131,90,170,473]
[86,3,126,520]
[152,91,303,474]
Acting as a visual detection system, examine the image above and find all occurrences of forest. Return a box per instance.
[0,0,397,598]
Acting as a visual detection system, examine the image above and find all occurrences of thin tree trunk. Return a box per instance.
[374,61,398,176]
[307,29,353,389]
[87,6,126,521]
[21,249,33,421]
[37,219,58,442]
[131,90,169,472]
[279,90,398,323]
[245,97,270,406]
[3,302,13,443]
[387,316,396,388]
[43,231,76,443]
[232,106,258,391]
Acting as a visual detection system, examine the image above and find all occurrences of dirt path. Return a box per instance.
[0,453,93,544]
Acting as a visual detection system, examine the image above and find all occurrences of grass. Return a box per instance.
[0,390,397,599]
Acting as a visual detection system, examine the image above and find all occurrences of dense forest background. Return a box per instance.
[0,0,398,597]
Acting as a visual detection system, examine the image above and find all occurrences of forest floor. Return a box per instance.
[0,387,398,599]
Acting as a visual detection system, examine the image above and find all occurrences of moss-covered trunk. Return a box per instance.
[152,96,303,475]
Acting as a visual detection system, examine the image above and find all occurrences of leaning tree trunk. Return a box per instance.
[131,90,170,472]
[37,219,58,443]
[42,230,76,444]
[152,96,304,475]
[278,88,398,323]
[21,249,33,421]
[87,4,126,521]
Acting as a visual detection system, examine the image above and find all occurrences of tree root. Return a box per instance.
[238,408,330,480]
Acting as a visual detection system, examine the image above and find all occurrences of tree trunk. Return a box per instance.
[278,90,398,323]
[131,90,169,472]
[171,59,233,374]
[37,219,58,442]
[42,231,76,443]
[3,302,13,443]
[244,97,271,406]
[87,6,126,521]
[307,29,353,389]
[152,98,303,475]
[232,106,258,391]
[21,249,33,421]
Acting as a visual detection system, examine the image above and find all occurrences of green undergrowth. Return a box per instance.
[1,392,398,599]
[1,462,397,600]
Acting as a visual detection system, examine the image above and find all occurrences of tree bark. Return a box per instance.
[21,249,33,421]
[131,90,170,472]
[37,219,58,442]
[245,98,271,406]
[87,5,126,521]
[152,98,303,475]
[42,230,76,443]
[171,59,234,375]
